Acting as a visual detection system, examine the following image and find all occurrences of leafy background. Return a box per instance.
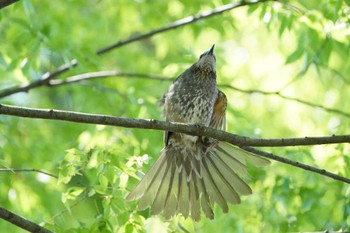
[0,0,350,232]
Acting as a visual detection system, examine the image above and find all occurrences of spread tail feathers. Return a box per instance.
[125,141,269,221]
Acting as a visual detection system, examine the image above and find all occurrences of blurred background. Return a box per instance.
[0,0,349,232]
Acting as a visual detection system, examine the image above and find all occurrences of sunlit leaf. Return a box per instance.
[285,47,304,64]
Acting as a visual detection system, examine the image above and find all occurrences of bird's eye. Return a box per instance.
[199,54,204,59]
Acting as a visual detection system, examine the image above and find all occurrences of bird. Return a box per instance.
[126,45,269,221]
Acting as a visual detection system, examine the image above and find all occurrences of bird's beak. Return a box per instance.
[208,44,215,55]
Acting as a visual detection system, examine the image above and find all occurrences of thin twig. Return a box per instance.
[47,73,350,118]
[0,104,349,184]
[318,62,350,85]
[291,231,350,233]
[220,84,350,118]
[96,0,276,55]
[0,59,78,99]
[0,169,58,179]
[280,2,305,15]
[48,71,172,86]
[0,207,53,233]
[50,196,87,220]
[243,147,350,184]
[2,69,348,118]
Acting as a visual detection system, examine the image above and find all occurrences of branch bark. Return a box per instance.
[1,103,349,184]
[0,0,18,9]
[1,103,349,147]
[0,207,53,233]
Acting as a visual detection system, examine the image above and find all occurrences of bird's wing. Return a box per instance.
[209,89,270,167]
[164,130,171,146]
[209,89,227,130]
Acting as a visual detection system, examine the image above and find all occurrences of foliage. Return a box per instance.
[0,0,350,232]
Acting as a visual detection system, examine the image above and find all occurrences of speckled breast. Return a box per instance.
[164,69,217,127]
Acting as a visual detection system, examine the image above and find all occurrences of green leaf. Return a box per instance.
[278,14,288,37]
[285,47,304,64]
[2,1,350,232]
[318,39,333,66]
[22,0,35,15]
[67,186,85,198]
[125,223,133,233]
[247,4,259,15]
[98,174,108,191]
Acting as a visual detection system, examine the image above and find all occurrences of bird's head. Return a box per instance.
[194,44,216,72]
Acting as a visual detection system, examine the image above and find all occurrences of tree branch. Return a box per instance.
[295,231,350,233]
[0,59,78,99]
[1,103,349,147]
[0,0,18,9]
[318,62,350,85]
[243,147,350,184]
[2,70,349,118]
[220,84,350,118]
[0,103,349,184]
[48,71,171,86]
[0,169,58,179]
[96,0,276,55]
[0,207,53,233]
